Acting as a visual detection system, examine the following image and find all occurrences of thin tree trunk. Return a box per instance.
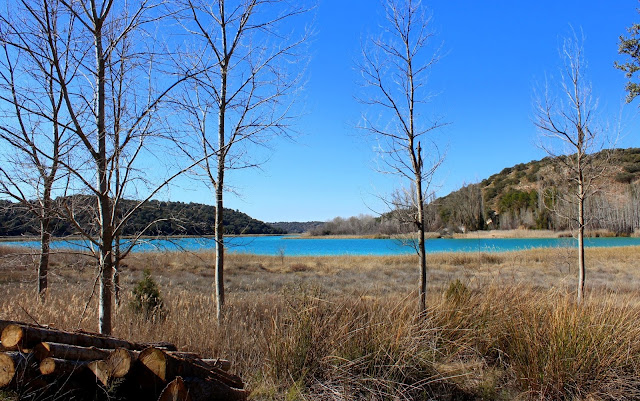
[215,65,227,322]
[99,225,114,335]
[95,18,113,335]
[38,218,50,300]
[416,174,427,313]
[215,182,224,322]
[577,191,585,303]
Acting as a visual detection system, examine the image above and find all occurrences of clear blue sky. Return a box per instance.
[176,0,640,222]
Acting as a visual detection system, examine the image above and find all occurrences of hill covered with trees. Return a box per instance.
[268,221,325,234]
[0,198,284,237]
[437,147,640,234]
[309,148,640,236]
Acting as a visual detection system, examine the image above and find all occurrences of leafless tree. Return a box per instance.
[174,0,312,321]
[0,1,77,299]
[534,32,610,303]
[0,0,202,334]
[358,0,445,312]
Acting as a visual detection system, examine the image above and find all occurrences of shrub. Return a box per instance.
[615,171,636,184]
[445,279,470,304]
[129,269,164,320]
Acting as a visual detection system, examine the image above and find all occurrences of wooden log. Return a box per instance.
[157,376,191,401]
[0,352,36,388]
[166,354,230,372]
[0,320,49,349]
[33,342,111,362]
[137,348,244,389]
[147,342,178,352]
[39,357,89,377]
[80,351,131,389]
[87,360,110,387]
[200,358,231,372]
[107,348,133,378]
[0,352,16,387]
[183,377,247,401]
[1,323,153,351]
[0,320,42,338]
[38,358,115,399]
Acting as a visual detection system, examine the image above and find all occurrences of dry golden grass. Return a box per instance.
[2,246,640,399]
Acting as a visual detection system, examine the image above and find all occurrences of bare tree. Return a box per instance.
[174,0,312,321]
[534,32,609,303]
[0,0,201,334]
[358,0,445,313]
[0,1,76,299]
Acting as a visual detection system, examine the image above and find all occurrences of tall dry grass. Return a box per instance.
[2,247,640,399]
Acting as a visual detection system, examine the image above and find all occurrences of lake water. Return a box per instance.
[2,235,640,256]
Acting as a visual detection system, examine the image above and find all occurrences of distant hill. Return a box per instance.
[268,221,325,234]
[436,147,640,233]
[0,198,285,237]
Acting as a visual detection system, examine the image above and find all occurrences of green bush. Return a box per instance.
[129,269,164,319]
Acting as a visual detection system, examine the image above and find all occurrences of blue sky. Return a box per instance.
[177,0,640,222]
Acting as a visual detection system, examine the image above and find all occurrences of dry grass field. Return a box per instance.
[2,245,640,400]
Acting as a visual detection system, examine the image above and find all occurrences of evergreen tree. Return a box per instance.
[615,13,640,103]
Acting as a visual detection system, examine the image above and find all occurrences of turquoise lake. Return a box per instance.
[2,236,640,256]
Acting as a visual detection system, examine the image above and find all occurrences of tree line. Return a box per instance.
[0,198,284,237]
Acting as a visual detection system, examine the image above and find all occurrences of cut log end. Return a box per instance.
[0,325,23,350]
[87,360,110,387]
[139,347,167,382]
[158,376,191,401]
[0,353,16,388]
[39,357,56,376]
[107,348,132,378]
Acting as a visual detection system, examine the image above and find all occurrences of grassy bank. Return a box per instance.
[2,247,640,399]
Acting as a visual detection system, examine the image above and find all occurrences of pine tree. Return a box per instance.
[615,16,640,103]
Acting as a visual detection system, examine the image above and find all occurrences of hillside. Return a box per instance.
[308,148,640,236]
[436,147,640,233]
[0,198,284,237]
[268,221,325,234]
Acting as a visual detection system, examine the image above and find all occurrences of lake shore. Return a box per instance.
[299,228,639,240]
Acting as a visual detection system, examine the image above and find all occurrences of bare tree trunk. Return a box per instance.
[417,178,427,313]
[577,184,585,303]
[96,19,113,335]
[215,66,227,322]
[215,181,224,322]
[99,226,114,335]
[38,218,50,300]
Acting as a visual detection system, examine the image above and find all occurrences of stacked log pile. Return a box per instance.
[0,319,245,401]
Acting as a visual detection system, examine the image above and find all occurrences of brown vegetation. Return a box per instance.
[2,247,640,399]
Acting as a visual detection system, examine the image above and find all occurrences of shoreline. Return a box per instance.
[1,228,638,243]
[299,228,639,240]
